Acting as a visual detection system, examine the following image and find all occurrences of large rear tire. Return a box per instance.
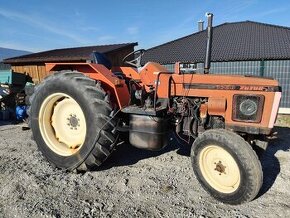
[191,129,262,205]
[29,71,118,171]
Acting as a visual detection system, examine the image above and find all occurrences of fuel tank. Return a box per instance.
[129,114,169,150]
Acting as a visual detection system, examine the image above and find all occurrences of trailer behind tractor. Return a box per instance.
[28,13,281,205]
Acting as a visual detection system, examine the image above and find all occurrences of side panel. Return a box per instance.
[0,70,12,84]
[268,92,281,128]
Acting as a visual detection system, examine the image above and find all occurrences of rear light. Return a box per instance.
[232,95,264,123]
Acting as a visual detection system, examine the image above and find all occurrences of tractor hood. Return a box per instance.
[179,74,281,92]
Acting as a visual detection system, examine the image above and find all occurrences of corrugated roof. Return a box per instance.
[4,43,138,64]
[142,21,290,64]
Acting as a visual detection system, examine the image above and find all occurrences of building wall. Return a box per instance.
[0,62,11,70]
[163,60,290,108]
[264,60,290,109]
[9,47,135,84]
[11,64,48,84]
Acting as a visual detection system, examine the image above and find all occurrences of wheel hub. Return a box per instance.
[214,161,226,175]
[67,114,80,129]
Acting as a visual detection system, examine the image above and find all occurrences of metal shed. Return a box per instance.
[4,43,137,83]
[142,21,290,112]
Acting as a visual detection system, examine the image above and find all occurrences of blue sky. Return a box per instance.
[0,0,290,52]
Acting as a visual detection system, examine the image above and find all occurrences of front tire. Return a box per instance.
[191,129,262,204]
[29,71,118,171]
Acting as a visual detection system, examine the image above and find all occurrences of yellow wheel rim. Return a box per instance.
[38,93,86,156]
[199,145,241,193]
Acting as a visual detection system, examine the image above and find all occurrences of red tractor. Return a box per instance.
[28,14,281,204]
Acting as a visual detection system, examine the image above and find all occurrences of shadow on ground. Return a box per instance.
[97,126,290,199]
[0,121,12,127]
[258,126,290,197]
[97,133,192,171]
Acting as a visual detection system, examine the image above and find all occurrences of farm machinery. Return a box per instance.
[28,13,281,204]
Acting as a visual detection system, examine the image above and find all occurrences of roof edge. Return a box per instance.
[144,20,290,53]
[144,22,228,52]
[3,42,138,64]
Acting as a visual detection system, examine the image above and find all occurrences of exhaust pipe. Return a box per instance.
[204,13,213,74]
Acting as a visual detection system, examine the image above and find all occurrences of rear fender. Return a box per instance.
[46,63,130,108]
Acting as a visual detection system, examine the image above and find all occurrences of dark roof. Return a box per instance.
[142,21,290,64]
[4,43,137,64]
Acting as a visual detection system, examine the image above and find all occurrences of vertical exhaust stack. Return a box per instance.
[204,13,214,74]
[198,20,204,31]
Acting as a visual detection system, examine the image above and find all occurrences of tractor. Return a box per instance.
[28,13,281,205]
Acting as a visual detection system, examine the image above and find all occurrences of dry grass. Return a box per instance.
[276,115,290,127]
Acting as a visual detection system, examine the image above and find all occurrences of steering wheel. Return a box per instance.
[122,49,145,68]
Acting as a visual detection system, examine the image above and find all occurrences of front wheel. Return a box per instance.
[191,129,262,205]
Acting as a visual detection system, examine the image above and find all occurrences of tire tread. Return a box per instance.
[29,70,119,171]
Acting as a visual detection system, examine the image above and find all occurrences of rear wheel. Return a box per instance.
[191,129,262,204]
[29,71,118,171]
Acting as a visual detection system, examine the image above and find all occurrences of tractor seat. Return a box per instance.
[90,52,112,70]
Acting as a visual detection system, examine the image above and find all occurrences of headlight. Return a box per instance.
[233,95,264,123]
[239,99,258,116]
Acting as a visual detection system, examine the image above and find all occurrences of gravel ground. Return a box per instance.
[0,117,289,218]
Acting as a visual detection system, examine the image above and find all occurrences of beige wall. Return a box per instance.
[11,64,49,84]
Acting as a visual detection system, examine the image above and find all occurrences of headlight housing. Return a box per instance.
[233,95,264,123]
